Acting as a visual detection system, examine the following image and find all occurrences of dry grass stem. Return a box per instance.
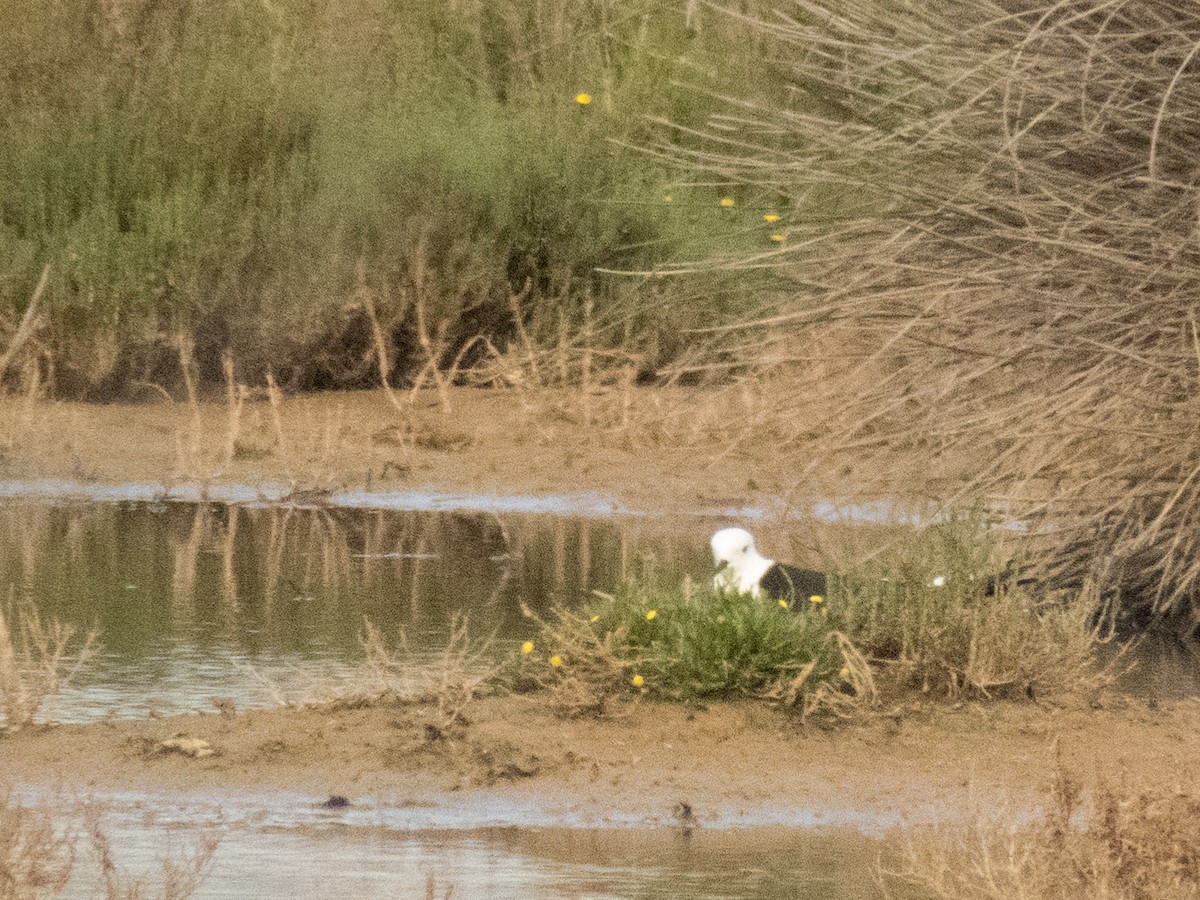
[360,615,496,732]
[519,599,643,718]
[220,354,244,469]
[86,804,219,900]
[884,749,1200,900]
[661,0,1200,628]
[0,265,49,382]
[0,594,98,733]
[0,792,73,898]
[423,873,455,900]
[358,257,408,416]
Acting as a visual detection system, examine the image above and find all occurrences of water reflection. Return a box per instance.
[5,497,1197,722]
[59,816,895,900]
[1,501,709,722]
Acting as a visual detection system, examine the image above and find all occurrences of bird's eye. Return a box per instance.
[741,545,749,553]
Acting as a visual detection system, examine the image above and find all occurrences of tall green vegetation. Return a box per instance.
[0,0,782,395]
[670,1,1200,630]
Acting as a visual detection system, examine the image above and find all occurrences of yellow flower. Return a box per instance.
[663,195,673,203]
[840,666,850,680]
[778,599,789,609]
[770,234,785,243]
[719,197,735,207]
[521,641,534,655]
[763,213,780,223]
[575,93,592,106]
[645,610,657,621]
[809,595,824,604]
[590,615,600,623]
[632,674,645,688]
[549,655,563,667]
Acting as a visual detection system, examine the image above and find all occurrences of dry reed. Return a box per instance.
[883,748,1200,900]
[0,792,73,899]
[361,615,497,733]
[668,0,1200,629]
[0,266,49,385]
[2,795,219,900]
[0,594,97,733]
[516,598,645,717]
[85,804,219,900]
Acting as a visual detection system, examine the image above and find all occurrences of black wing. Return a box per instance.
[983,571,1038,596]
[760,563,827,603]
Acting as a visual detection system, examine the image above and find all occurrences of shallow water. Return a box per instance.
[16,779,921,898]
[0,499,710,722]
[18,497,906,899]
[64,824,894,900]
[0,475,953,521]
[3,493,1197,720]
[53,800,895,900]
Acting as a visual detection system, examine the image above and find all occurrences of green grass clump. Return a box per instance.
[642,587,840,699]
[521,579,867,717]
[518,519,1112,717]
[834,520,1111,701]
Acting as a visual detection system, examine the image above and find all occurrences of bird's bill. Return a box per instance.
[713,559,729,574]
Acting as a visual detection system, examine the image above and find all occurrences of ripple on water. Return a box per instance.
[36,785,891,900]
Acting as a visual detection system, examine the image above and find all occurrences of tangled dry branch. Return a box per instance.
[676,0,1200,628]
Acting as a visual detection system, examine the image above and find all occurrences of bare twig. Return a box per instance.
[0,264,49,379]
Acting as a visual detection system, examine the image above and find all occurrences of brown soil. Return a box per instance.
[4,693,1198,829]
[0,385,939,518]
[0,386,1194,830]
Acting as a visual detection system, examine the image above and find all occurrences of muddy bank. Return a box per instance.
[0,387,943,520]
[5,694,1197,831]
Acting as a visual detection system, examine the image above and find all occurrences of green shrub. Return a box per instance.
[0,0,785,395]
[834,519,1111,700]
[521,578,865,716]
[645,586,841,698]
[518,518,1112,716]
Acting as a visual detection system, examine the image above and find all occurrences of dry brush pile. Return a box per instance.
[885,751,1200,900]
[672,0,1200,631]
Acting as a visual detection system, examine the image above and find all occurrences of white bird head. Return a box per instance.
[710,527,772,595]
